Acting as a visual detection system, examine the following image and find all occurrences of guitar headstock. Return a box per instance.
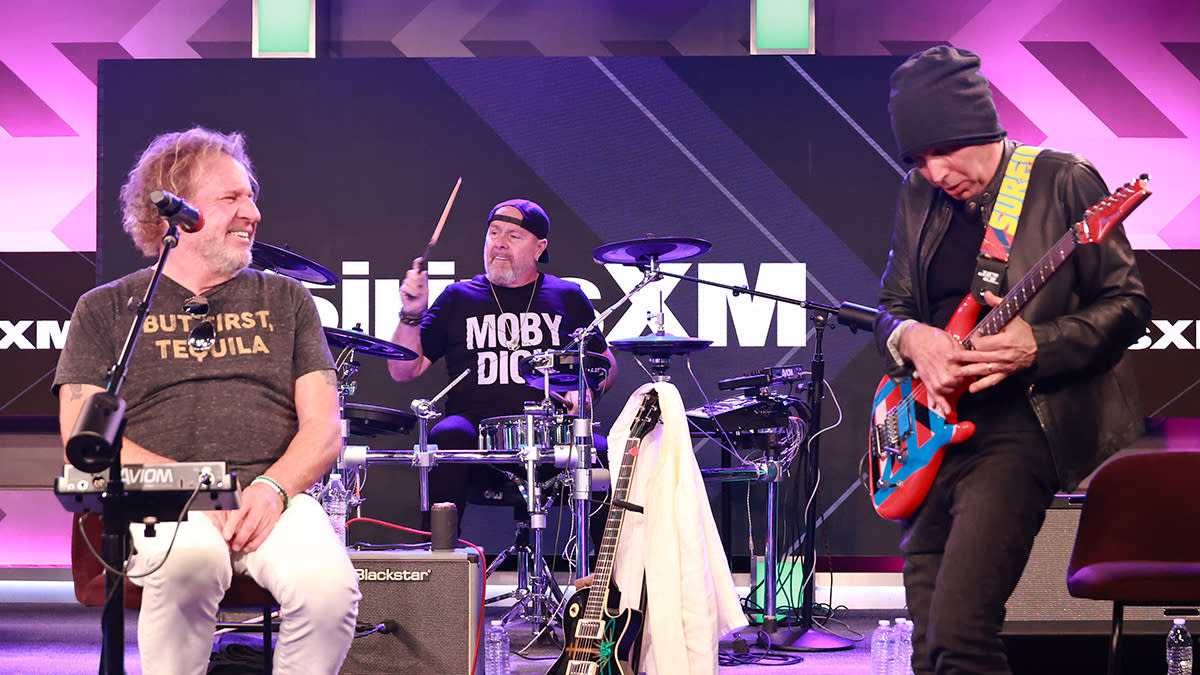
[629,390,662,440]
[1075,174,1152,245]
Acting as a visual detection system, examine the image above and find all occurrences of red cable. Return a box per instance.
[346,517,487,675]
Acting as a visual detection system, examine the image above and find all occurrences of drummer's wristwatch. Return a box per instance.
[398,310,425,326]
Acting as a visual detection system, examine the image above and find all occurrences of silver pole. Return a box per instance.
[567,261,661,578]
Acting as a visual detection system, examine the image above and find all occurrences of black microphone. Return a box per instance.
[65,391,126,472]
[149,190,204,233]
[836,301,878,333]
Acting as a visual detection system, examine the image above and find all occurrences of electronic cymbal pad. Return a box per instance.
[251,240,340,285]
[343,402,416,436]
[591,236,711,265]
[609,332,712,356]
[518,350,611,392]
[610,331,711,381]
[324,327,417,360]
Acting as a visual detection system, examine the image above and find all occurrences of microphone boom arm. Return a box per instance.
[626,264,877,333]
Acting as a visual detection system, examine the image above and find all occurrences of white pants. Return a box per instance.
[128,495,361,675]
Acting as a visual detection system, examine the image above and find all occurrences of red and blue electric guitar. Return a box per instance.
[868,176,1152,521]
[547,390,660,675]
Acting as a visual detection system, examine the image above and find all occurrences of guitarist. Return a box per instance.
[873,47,1150,675]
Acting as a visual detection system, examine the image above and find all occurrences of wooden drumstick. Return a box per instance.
[420,176,461,266]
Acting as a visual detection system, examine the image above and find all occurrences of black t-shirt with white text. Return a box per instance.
[420,273,599,425]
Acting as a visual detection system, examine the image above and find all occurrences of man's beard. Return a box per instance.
[199,234,252,277]
[485,257,531,287]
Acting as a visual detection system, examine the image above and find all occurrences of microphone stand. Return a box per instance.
[65,222,185,674]
[632,264,873,652]
[561,262,661,578]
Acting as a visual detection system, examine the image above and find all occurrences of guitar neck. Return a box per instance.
[963,227,1077,347]
[582,436,640,621]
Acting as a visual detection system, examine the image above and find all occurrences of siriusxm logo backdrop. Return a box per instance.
[311,260,808,349]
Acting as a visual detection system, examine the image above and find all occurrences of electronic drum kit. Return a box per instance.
[251,234,721,461]
[251,234,795,635]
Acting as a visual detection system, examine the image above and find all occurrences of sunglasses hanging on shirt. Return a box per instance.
[182,295,216,352]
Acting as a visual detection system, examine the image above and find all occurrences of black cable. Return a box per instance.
[512,651,560,662]
[354,618,399,637]
[717,632,806,666]
[208,642,268,672]
[718,648,805,667]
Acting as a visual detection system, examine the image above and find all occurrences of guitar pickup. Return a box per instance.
[575,618,604,640]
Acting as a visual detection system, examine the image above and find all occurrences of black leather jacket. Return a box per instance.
[873,141,1151,490]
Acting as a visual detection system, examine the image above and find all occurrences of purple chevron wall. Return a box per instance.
[0,0,1194,253]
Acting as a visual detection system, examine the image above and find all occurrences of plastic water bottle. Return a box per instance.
[1168,618,1193,675]
[322,472,348,546]
[871,619,893,675]
[485,620,510,675]
[894,617,914,675]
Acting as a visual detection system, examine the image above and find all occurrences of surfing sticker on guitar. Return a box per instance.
[867,175,1152,521]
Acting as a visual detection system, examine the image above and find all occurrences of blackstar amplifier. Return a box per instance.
[342,548,484,675]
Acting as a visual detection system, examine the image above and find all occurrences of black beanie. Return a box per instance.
[889,46,1006,164]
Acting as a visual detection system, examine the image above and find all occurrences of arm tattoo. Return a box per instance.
[65,384,84,403]
[321,370,337,387]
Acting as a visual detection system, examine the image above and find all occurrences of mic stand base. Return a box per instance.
[758,624,854,652]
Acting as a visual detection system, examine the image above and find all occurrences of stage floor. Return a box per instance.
[0,601,1173,675]
[0,601,878,674]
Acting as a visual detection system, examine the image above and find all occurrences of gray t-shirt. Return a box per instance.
[53,267,334,483]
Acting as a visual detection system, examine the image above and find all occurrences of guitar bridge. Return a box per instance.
[871,407,907,467]
[872,422,905,464]
[885,411,901,449]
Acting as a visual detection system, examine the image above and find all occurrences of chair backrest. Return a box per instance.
[71,513,142,607]
[1067,450,1200,577]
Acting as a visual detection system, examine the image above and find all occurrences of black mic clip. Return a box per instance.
[149,190,203,233]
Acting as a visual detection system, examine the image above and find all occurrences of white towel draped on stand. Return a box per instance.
[607,382,748,675]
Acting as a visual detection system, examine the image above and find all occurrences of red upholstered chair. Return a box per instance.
[1066,450,1200,675]
[71,513,279,673]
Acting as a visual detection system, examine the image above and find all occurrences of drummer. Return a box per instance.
[388,198,617,528]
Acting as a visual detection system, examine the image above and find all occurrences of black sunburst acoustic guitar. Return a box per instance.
[547,390,661,675]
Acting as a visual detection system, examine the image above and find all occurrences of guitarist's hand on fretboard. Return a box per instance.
[962,290,1038,394]
[899,322,968,416]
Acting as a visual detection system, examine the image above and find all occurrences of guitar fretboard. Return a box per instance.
[580,437,639,625]
[963,228,1077,348]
